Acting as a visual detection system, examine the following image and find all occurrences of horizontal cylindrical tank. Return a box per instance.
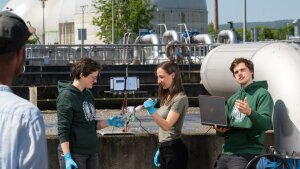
[217,30,238,44]
[200,42,300,157]
[133,34,160,64]
[162,30,180,44]
[191,34,213,44]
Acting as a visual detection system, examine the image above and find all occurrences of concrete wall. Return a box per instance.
[47,133,274,169]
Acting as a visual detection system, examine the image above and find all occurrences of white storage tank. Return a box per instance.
[201,42,300,157]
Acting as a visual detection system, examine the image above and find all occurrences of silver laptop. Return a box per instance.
[198,95,229,127]
[199,95,251,129]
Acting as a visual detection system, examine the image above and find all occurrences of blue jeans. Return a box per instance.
[58,149,99,169]
[159,139,188,169]
[215,154,256,169]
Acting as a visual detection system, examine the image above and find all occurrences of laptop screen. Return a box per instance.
[198,95,228,127]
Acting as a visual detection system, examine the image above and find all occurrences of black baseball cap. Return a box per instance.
[0,11,32,55]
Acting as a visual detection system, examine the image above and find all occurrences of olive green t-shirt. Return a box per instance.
[158,92,189,143]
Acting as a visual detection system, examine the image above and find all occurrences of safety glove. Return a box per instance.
[143,98,157,115]
[108,116,125,127]
[63,153,78,169]
[153,148,160,167]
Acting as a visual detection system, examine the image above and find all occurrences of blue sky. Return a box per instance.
[1,0,299,24]
[206,0,300,24]
[0,0,7,10]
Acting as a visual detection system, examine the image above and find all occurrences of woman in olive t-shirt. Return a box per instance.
[143,61,189,169]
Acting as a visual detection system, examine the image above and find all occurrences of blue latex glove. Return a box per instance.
[108,116,125,127]
[256,157,281,169]
[143,98,157,115]
[154,148,160,167]
[64,153,78,169]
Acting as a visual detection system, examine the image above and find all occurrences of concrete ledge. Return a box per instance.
[47,132,274,169]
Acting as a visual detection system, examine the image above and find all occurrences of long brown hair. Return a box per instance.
[157,61,185,105]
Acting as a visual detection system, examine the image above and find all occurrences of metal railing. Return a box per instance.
[25,44,216,66]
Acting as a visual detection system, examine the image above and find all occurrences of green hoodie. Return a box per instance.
[220,81,274,155]
[56,81,98,155]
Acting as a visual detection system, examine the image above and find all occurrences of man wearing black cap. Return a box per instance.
[0,11,48,169]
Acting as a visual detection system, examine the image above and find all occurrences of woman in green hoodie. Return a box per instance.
[214,58,274,169]
[57,58,125,169]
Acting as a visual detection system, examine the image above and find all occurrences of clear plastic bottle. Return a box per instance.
[125,105,144,133]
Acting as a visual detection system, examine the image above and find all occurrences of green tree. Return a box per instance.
[281,24,294,39]
[235,28,251,41]
[27,36,40,44]
[252,25,294,41]
[256,27,275,40]
[207,21,218,41]
[92,0,155,44]
[271,29,280,40]
[207,21,215,34]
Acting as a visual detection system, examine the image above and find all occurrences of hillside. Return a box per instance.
[219,20,294,30]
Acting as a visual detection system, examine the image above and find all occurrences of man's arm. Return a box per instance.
[96,116,125,130]
[96,120,109,130]
[20,114,48,169]
[248,93,273,131]
[235,94,273,131]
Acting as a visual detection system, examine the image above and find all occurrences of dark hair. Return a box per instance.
[230,58,254,79]
[72,58,100,80]
[0,11,31,55]
[157,61,185,105]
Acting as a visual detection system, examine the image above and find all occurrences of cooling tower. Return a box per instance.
[2,0,208,44]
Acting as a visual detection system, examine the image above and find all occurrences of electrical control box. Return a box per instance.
[110,77,139,91]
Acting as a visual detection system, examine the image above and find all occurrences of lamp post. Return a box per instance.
[40,0,47,44]
[80,5,88,58]
[112,0,114,44]
[286,23,290,40]
[243,0,247,42]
